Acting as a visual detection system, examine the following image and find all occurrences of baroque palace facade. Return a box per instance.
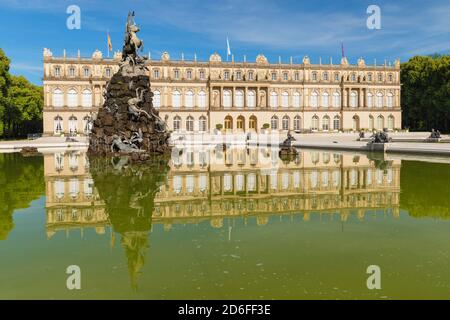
[42,48,401,136]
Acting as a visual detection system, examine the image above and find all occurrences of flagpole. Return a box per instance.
[107,30,110,58]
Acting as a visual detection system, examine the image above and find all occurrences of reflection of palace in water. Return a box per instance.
[44,147,401,237]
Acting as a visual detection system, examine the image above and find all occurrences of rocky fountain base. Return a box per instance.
[88,62,170,161]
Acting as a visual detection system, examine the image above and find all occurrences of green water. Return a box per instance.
[0,148,450,300]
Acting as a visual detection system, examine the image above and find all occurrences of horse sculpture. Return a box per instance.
[122,11,144,66]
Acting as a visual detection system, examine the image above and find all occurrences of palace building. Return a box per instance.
[42,48,401,136]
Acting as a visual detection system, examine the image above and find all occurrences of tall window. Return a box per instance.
[333,116,340,131]
[350,91,357,108]
[54,67,61,77]
[53,89,63,107]
[322,92,329,108]
[235,90,244,109]
[282,116,290,130]
[388,115,394,130]
[270,92,278,109]
[198,91,206,109]
[249,116,257,130]
[271,72,277,81]
[172,90,181,109]
[153,90,161,109]
[83,116,92,134]
[334,73,340,81]
[224,116,233,130]
[199,116,207,132]
[236,71,242,80]
[153,69,160,78]
[367,92,373,108]
[310,91,318,108]
[83,68,90,77]
[185,90,194,108]
[248,71,254,80]
[312,72,317,81]
[333,92,340,108]
[69,67,75,77]
[322,116,330,131]
[271,116,279,130]
[68,116,77,134]
[369,115,374,130]
[54,116,63,134]
[105,68,111,77]
[199,70,205,80]
[294,115,301,131]
[294,72,300,81]
[283,73,288,81]
[293,92,301,108]
[67,89,78,107]
[377,115,384,130]
[174,69,180,79]
[323,72,329,81]
[186,116,194,132]
[224,71,230,80]
[387,92,394,108]
[186,70,192,80]
[311,116,319,131]
[173,116,181,131]
[237,116,245,130]
[223,90,232,108]
[247,90,255,109]
[281,91,289,108]
[376,92,383,108]
[81,89,92,108]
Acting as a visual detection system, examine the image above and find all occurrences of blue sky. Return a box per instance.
[1,0,449,85]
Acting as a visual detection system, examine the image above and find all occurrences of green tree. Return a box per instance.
[401,54,450,132]
[0,49,11,136]
[4,75,43,137]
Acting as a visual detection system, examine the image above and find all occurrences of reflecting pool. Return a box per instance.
[0,146,450,299]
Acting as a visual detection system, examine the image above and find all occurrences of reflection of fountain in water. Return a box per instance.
[89,155,169,290]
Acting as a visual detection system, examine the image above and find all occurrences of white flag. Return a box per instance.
[226,37,231,56]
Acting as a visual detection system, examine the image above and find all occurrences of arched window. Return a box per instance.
[235,90,244,109]
[376,92,383,108]
[223,90,232,108]
[67,88,78,107]
[333,116,340,131]
[270,92,278,109]
[54,116,63,134]
[387,92,394,108]
[310,91,318,108]
[282,115,290,130]
[350,91,357,108]
[311,115,319,131]
[53,88,63,107]
[293,92,301,108]
[333,92,340,108]
[377,115,384,130]
[249,115,257,131]
[294,115,301,131]
[322,116,330,131]
[388,115,394,130]
[281,91,289,108]
[322,92,329,108]
[199,116,207,132]
[81,89,92,108]
[172,90,181,109]
[153,90,161,109]
[186,116,194,132]
[173,116,181,131]
[352,115,360,131]
[270,115,279,130]
[68,116,77,134]
[247,90,256,109]
[237,115,245,130]
[367,92,373,108]
[83,116,92,134]
[198,90,206,109]
[224,115,233,130]
[185,90,194,108]
[369,115,374,130]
